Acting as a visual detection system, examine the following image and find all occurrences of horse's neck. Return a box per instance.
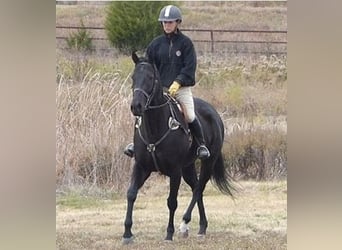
[142,102,170,138]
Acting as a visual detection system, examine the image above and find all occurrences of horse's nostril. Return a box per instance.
[131,102,144,116]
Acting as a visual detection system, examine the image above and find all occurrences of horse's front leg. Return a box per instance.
[122,163,151,244]
[165,171,181,241]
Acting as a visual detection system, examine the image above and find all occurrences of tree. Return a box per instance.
[66,19,93,52]
[105,1,175,54]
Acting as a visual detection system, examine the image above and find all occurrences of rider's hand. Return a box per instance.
[168,81,181,97]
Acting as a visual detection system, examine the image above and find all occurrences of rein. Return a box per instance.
[133,88,170,110]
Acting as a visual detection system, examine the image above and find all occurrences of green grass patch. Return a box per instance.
[56,193,105,209]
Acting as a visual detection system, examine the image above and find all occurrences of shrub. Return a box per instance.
[104,1,175,54]
[223,128,287,180]
[66,19,93,51]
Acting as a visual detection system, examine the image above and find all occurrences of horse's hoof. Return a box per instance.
[197,233,206,239]
[179,221,189,238]
[179,230,189,238]
[164,239,173,243]
[122,236,134,245]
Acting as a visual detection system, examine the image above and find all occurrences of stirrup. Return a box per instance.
[124,143,134,158]
[197,145,210,159]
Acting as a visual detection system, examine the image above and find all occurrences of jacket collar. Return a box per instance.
[164,28,181,40]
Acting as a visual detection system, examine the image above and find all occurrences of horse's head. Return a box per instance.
[130,51,161,116]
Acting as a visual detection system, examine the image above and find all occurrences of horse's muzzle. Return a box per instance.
[131,101,145,116]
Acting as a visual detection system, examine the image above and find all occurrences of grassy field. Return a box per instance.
[56,2,287,30]
[56,179,287,249]
[56,1,287,54]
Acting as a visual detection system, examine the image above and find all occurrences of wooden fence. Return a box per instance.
[56,25,287,55]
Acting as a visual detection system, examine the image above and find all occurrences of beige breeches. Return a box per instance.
[175,87,195,123]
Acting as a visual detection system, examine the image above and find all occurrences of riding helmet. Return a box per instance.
[158,5,182,23]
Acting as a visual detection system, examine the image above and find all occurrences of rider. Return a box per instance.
[124,4,210,160]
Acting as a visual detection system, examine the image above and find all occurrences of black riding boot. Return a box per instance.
[188,117,210,159]
[124,143,134,158]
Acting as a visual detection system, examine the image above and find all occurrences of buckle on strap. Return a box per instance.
[168,117,180,130]
[135,116,142,128]
[147,144,156,152]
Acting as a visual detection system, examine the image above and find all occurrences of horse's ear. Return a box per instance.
[132,51,139,64]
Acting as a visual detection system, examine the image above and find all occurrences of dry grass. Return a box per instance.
[56,179,287,249]
[56,2,287,30]
[182,1,287,30]
[56,60,134,190]
[56,1,287,191]
[194,54,287,117]
[56,2,287,54]
[56,52,287,190]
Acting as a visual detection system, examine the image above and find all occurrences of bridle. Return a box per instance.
[131,61,187,173]
[132,62,169,110]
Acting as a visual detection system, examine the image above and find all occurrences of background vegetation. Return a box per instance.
[56,1,287,193]
[66,19,93,51]
[105,1,174,54]
[56,2,287,248]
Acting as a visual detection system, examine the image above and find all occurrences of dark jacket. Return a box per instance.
[146,30,197,88]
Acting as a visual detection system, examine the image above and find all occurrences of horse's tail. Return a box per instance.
[211,153,236,198]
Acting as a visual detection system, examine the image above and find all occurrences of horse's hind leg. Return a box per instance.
[122,163,151,244]
[180,163,199,238]
[196,158,214,236]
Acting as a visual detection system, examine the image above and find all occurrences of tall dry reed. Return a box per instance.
[56,69,134,192]
[56,51,287,194]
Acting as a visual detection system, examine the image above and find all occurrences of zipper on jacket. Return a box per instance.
[169,39,173,58]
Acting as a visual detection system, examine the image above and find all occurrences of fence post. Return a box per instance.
[210,30,214,53]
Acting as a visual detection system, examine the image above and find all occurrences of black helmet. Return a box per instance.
[158,5,182,22]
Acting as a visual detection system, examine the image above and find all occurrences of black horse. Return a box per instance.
[122,52,235,244]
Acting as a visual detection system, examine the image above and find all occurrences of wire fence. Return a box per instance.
[56,25,287,56]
